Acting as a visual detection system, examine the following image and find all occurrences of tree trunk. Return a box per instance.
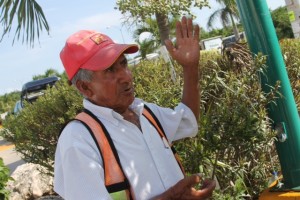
[155,12,170,45]
[229,12,240,42]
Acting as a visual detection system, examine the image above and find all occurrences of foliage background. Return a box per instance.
[0,6,292,115]
[271,7,294,40]
[201,6,292,42]
[1,80,82,172]
[0,92,20,114]
[2,38,300,198]
[0,0,297,198]
[0,158,11,200]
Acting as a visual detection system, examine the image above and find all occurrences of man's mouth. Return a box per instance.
[123,86,134,94]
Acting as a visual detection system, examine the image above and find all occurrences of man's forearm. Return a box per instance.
[181,64,200,121]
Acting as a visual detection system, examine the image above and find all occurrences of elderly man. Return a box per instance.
[54,16,216,200]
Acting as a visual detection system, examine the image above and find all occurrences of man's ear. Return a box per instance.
[75,80,93,98]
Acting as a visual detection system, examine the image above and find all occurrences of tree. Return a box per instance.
[116,0,209,45]
[0,0,50,46]
[136,39,157,59]
[133,16,180,57]
[207,0,240,41]
[32,68,62,80]
[271,6,294,40]
[200,26,240,40]
[133,17,160,51]
[0,91,20,113]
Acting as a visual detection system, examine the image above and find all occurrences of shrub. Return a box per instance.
[132,59,182,107]
[178,47,280,199]
[280,38,300,110]
[133,51,280,198]
[0,158,12,200]
[1,79,82,172]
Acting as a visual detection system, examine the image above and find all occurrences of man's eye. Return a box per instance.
[106,66,115,72]
[120,59,127,66]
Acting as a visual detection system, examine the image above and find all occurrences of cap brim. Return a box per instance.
[81,43,138,71]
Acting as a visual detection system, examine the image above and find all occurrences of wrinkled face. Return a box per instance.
[84,55,135,114]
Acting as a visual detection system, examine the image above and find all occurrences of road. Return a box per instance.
[0,136,25,175]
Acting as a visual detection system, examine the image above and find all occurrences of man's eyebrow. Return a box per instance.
[120,57,127,64]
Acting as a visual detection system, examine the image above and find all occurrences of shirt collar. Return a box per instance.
[83,98,145,125]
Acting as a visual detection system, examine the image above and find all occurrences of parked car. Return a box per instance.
[19,76,59,110]
[13,100,22,115]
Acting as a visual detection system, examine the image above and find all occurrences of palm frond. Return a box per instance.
[207,9,222,29]
[0,0,50,47]
[137,39,157,59]
[207,0,240,29]
[220,8,231,27]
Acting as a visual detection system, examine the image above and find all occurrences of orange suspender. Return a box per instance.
[75,110,133,200]
[74,105,185,199]
[142,105,185,174]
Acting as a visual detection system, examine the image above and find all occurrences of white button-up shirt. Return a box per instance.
[54,98,198,200]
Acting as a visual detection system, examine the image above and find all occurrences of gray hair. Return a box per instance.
[71,69,94,98]
[71,68,94,85]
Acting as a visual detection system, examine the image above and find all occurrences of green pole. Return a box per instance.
[235,0,300,190]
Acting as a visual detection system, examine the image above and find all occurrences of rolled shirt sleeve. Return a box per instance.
[144,102,198,142]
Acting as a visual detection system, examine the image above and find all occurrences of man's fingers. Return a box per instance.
[181,16,188,38]
[194,24,200,41]
[199,179,216,197]
[169,177,216,200]
[201,179,216,189]
[185,179,216,199]
[172,174,201,190]
[164,39,176,57]
[183,174,202,188]
[176,20,183,39]
[187,17,193,38]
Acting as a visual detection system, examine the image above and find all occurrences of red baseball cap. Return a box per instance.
[60,30,139,80]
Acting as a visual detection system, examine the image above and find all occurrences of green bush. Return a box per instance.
[132,59,182,107]
[181,48,279,199]
[1,39,299,199]
[0,158,12,200]
[1,80,82,172]
[133,51,280,199]
[0,91,20,114]
[280,38,300,110]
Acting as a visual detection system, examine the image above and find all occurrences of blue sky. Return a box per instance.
[0,0,285,95]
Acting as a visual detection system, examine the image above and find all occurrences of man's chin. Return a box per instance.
[127,95,135,105]
[119,95,135,110]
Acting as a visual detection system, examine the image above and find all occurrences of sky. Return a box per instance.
[0,0,286,95]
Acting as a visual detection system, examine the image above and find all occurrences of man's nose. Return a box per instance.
[118,67,132,82]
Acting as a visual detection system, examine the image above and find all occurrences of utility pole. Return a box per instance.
[285,0,300,38]
[235,0,300,196]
